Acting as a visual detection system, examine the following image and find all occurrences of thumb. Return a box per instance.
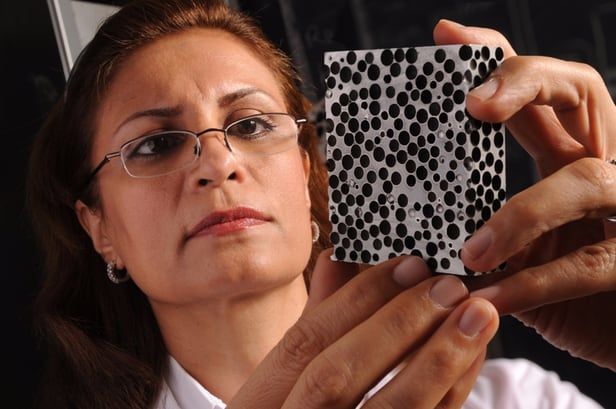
[303,248,359,314]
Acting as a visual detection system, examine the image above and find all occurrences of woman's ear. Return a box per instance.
[300,148,312,208]
[74,200,125,269]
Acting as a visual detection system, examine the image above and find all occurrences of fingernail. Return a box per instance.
[392,257,431,287]
[468,77,500,101]
[458,301,493,337]
[462,226,493,261]
[429,276,468,308]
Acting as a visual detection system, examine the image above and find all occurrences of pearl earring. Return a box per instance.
[311,221,320,244]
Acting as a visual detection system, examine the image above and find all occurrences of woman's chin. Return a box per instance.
[158,253,304,302]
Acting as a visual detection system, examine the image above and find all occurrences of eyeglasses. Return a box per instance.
[82,112,306,188]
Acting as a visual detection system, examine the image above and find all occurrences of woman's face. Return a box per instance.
[77,28,313,304]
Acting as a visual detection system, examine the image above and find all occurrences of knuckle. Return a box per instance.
[523,265,549,295]
[427,345,463,375]
[570,158,616,193]
[575,61,603,84]
[343,278,377,313]
[506,195,531,220]
[524,267,546,291]
[571,243,615,278]
[500,55,543,77]
[302,354,353,407]
[506,195,548,235]
[279,319,328,368]
[383,296,423,339]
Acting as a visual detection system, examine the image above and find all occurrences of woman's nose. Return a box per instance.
[189,131,239,187]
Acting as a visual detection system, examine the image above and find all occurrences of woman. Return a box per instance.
[27,0,615,408]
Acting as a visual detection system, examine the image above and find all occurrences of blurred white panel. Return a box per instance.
[48,0,119,79]
[71,1,118,48]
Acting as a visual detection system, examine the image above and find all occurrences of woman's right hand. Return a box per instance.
[228,250,499,409]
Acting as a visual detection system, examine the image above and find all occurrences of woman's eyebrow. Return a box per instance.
[217,87,274,107]
[114,105,183,135]
[113,88,274,136]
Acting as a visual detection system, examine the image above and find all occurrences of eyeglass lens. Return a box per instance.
[119,113,300,178]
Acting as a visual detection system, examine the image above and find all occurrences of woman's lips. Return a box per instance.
[192,217,266,237]
[188,207,270,238]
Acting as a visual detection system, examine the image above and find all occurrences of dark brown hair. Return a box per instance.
[27,1,330,407]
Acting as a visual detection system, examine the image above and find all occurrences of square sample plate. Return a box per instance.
[324,45,507,275]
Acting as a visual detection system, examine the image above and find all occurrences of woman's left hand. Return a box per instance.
[433,19,616,371]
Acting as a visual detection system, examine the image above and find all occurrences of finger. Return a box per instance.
[432,19,588,176]
[466,56,616,163]
[433,19,516,58]
[436,349,487,409]
[304,248,358,313]
[281,275,469,408]
[363,298,498,409]
[461,157,616,273]
[471,238,616,315]
[230,256,431,409]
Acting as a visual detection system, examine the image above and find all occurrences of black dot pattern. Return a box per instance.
[324,45,507,275]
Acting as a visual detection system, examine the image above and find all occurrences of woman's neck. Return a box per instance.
[151,273,309,402]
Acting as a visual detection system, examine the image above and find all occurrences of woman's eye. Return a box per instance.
[229,117,275,139]
[127,133,187,158]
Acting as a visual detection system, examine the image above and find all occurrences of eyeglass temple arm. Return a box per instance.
[79,152,121,195]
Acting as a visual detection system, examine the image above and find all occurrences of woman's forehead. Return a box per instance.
[98,28,287,125]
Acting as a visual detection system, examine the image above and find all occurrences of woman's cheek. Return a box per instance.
[107,186,177,283]
[271,158,311,220]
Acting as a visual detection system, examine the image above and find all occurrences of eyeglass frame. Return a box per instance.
[79,112,307,192]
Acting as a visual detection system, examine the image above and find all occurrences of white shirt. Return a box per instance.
[153,356,604,409]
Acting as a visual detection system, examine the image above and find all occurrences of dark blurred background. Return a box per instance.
[3,0,616,407]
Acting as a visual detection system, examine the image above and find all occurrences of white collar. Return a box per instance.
[156,354,397,409]
[162,355,227,409]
